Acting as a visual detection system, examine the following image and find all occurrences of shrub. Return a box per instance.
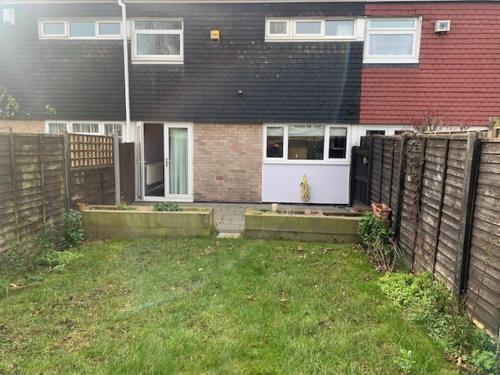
[63,209,84,248]
[153,202,181,212]
[357,212,398,272]
[36,250,82,272]
[358,212,392,248]
[379,272,498,373]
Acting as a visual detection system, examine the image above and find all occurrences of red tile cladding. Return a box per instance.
[360,3,500,126]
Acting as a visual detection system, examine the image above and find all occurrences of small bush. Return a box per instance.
[358,212,392,247]
[63,209,84,248]
[36,250,82,272]
[153,202,181,212]
[357,212,399,272]
[379,272,498,373]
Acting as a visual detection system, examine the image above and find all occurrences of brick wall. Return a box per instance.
[361,3,500,126]
[193,123,262,202]
[0,120,45,133]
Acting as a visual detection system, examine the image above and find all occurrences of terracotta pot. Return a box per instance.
[371,202,391,220]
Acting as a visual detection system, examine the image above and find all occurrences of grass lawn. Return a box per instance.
[0,239,456,374]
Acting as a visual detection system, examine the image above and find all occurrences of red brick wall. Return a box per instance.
[193,123,262,202]
[361,3,500,126]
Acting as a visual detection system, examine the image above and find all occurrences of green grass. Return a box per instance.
[0,239,457,374]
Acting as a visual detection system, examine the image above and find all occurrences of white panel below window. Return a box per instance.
[262,164,349,204]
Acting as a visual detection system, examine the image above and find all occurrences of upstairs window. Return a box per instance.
[364,18,421,64]
[132,19,183,64]
[69,21,95,38]
[39,19,121,40]
[266,18,360,41]
[41,21,67,38]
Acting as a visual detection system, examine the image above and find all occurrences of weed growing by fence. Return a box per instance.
[358,212,400,272]
[63,209,84,248]
[379,272,498,374]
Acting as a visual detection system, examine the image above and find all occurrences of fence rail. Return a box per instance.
[0,132,116,255]
[351,133,500,338]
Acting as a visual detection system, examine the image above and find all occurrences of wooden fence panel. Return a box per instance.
[0,134,66,254]
[371,137,383,203]
[434,139,466,289]
[398,137,425,266]
[466,140,500,335]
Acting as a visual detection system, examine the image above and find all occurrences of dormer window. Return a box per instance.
[265,18,363,41]
[39,19,122,40]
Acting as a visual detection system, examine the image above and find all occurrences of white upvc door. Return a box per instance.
[137,122,193,202]
[135,122,145,200]
[163,122,193,202]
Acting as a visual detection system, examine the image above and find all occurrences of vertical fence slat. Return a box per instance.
[431,138,450,274]
[454,132,481,295]
[8,132,20,241]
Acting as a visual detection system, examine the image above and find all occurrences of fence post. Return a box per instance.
[38,135,47,223]
[349,146,357,206]
[8,131,20,241]
[366,136,374,204]
[454,132,480,295]
[63,132,71,211]
[113,135,121,206]
[394,134,408,240]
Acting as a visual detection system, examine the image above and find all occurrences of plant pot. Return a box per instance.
[371,203,391,220]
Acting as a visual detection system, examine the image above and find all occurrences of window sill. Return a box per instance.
[132,59,184,65]
[263,159,350,166]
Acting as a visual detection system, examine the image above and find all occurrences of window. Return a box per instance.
[98,21,121,37]
[132,19,183,63]
[288,125,325,160]
[39,19,121,40]
[366,130,386,136]
[48,122,68,134]
[364,18,421,64]
[264,125,349,162]
[328,127,347,159]
[266,126,284,158]
[41,21,67,38]
[267,19,289,38]
[266,18,359,41]
[104,123,123,140]
[326,20,354,36]
[69,21,95,38]
[72,122,99,134]
[294,20,322,36]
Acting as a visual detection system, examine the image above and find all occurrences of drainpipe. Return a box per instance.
[118,0,131,135]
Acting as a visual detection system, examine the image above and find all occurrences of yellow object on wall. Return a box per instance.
[300,175,311,202]
[210,30,220,42]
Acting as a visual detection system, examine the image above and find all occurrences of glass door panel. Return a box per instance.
[168,127,189,195]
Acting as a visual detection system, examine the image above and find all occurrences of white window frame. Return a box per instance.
[96,20,122,39]
[363,17,422,64]
[68,20,98,40]
[39,20,68,39]
[38,19,122,40]
[265,17,362,42]
[292,19,324,39]
[45,121,126,139]
[265,18,290,40]
[71,121,101,135]
[263,124,351,165]
[131,18,184,64]
[46,121,69,134]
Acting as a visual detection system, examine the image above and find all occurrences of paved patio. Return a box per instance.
[181,202,352,234]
